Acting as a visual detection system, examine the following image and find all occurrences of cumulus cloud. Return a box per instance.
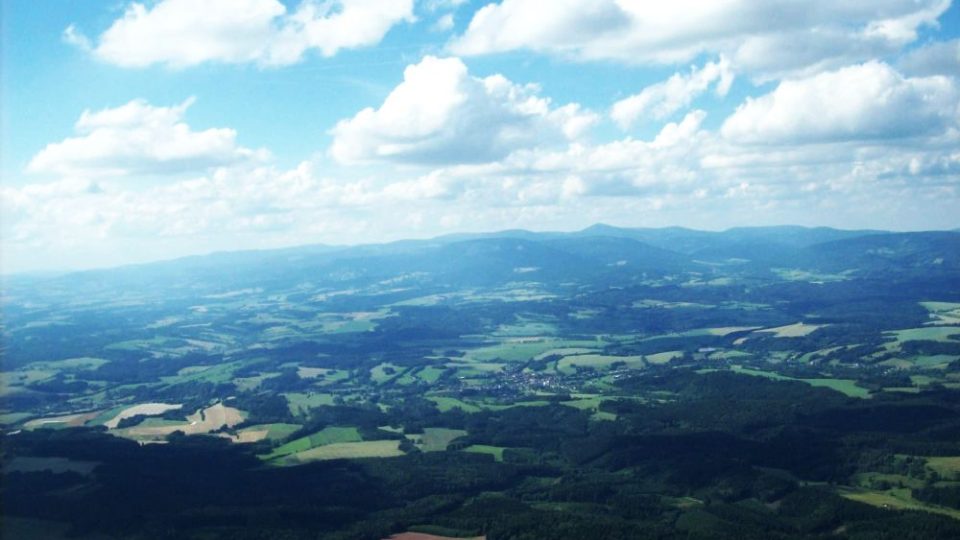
[27,98,267,177]
[449,0,950,77]
[6,113,959,273]
[899,38,960,76]
[330,56,597,165]
[612,57,733,129]
[721,61,959,144]
[68,0,414,68]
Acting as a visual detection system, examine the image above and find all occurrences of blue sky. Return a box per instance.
[2,0,959,273]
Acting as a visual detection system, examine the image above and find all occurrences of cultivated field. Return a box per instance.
[117,403,243,440]
[281,440,404,464]
[103,403,182,429]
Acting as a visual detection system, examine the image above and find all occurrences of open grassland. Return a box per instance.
[533,347,597,360]
[296,366,328,379]
[756,323,826,338]
[921,302,960,325]
[446,362,505,377]
[464,338,599,363]
[265,426,363,459]
[913,355,957,368]
[415,366,447,384]
[887,326,960,345]
[646,351,683,364]
[0,412,34,425]
[837,486,960,520]
[557,354,646,374]
[103,403,182,428]
[279,440,404,464]
[24,410,102,429]
[233,372,280,391]
[802,378,872,399]
[462,445,505,462]
[926,457,960,480]
[23,357,109,371]
[493,319,557,337]
[427,396,483,413]
[728,367,871,398]
[230,423,301,443]
[1,369,57,390]
[160,360,248,385]
[284,392,336,415]
[854,472,926,490]
[409,428,467,452]
[772,268,851,282]
[371,362,405,384]
[426,396,551,413]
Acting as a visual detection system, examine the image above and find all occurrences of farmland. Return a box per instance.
[3,226,960,539]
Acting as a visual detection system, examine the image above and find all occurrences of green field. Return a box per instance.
[463,445,506,462]
[283,392,337,415]
[464,338,599,363]
[427,396,483,413]
[729,367,871,398]
[646,351,683,364]
[837,486,960,520]
[23,357,109,371]
[242,423,302,441]
[264,426,362,460]
[426,395,551,413]
[409,428,467,452]
[370,362,404,384]
[277,440,404,464]
[926,456,960,479]
[160,360,248,385]
[887,327,960,345]
[415,366,447,384]
[233,372,280,391]
[557,354,645,374]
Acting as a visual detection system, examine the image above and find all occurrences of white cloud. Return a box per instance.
[432,13,455,32]
[899,38,960,76]
[422,0,468,11]
[721,61,959,144]
[62,24,92,51]
[611,57,733,129]
[330,56,597,164]
[450,0,950,77]
[6,116,959,273]
[27,98,266,177]
[71,0,414,68]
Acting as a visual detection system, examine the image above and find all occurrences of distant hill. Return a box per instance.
[6,226,958,301]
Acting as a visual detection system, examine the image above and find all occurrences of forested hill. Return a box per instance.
[5,225,957,299]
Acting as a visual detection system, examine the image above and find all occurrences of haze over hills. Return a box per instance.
[5,224,954,287]
[4,222,960,538]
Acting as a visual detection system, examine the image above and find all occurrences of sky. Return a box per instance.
[1,0,959,274]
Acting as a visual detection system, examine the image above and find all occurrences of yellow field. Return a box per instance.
[117,403,244,440]
[104,403,182,428]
